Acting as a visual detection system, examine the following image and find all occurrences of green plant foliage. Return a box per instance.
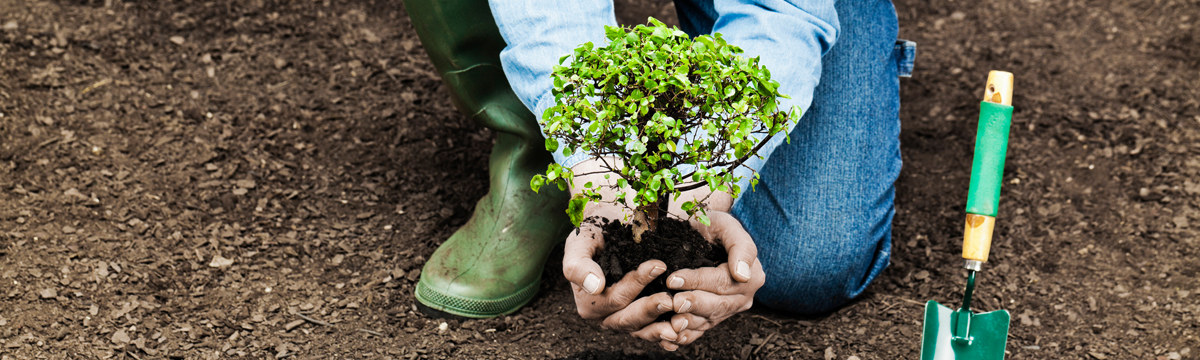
[531,18,799,227]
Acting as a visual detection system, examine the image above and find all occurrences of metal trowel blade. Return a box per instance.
[919,300,1010,360]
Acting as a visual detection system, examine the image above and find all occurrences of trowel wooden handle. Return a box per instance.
[963,214,996,263]
[963,71,1014,268]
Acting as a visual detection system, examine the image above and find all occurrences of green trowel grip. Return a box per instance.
[965,101,1014,217]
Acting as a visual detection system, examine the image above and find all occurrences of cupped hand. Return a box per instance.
[664,210,765,347]
[562,203,681,348]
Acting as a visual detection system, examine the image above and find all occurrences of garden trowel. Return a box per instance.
[919,71,1014,360]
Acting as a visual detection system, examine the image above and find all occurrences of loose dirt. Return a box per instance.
[592,217,726,295]
[1,0,1198,359]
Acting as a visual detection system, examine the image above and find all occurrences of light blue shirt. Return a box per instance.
[488,0,839,195]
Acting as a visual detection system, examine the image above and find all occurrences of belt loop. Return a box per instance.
[895,40,916,78]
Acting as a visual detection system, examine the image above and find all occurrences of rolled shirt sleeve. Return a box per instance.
[706,0,838,195]
[488,0,618,168]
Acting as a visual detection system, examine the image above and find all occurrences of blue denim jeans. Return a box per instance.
[489,0,913,314]
[727,0,908,314]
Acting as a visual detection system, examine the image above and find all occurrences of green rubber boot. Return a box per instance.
[405,0,573,318]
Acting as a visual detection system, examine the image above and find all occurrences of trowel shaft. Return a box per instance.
[961,270,977,312]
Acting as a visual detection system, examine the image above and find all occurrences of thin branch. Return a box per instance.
[357,328,385,337]
[296,313,331,326]
[572,170,618,177]
[674,180,711,193]
[673,132,774,193]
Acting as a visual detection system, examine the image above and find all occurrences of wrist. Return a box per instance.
[570,158,631,220]
[669,188,732,218]
[570,158,733,218]
[569,157,624,198]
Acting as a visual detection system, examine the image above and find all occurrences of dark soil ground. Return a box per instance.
[2,0,1198,359]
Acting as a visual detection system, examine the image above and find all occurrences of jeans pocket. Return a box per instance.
[894,40,916,78]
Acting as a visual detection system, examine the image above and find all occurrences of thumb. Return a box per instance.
[606,259,668,300]
[563,222,607,294]
[692,211,757,283]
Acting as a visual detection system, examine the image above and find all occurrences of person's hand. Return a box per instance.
[562,203,682,349]
[664,210,765,347]
[563,159,682,348]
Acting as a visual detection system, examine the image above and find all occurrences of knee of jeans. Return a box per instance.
[751,216,892,314]
[755,257,864,314]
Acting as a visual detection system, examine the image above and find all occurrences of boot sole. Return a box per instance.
[414,274,541,319]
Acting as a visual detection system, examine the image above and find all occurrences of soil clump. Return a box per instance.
[592,217,727,297]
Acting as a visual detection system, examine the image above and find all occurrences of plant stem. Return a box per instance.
[632,195,670,243]
[632,209,651,243]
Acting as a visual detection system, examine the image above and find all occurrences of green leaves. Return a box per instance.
[604,25,624,41]
[533,17,801,227]
[534,163,574,195]
[567,194,589,227]
[530,174,546,193]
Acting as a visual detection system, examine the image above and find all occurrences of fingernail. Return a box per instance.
[736,260,751,280]
[660,333,677,342]
[676,319,688,333]
[668,276,684,289]
[680,334,688,344]
[583,273,602,295]
[658,302,672,312]
[678,299,692,314]
[649,266,667,277]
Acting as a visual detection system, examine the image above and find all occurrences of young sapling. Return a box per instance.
[531,18,799,244]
